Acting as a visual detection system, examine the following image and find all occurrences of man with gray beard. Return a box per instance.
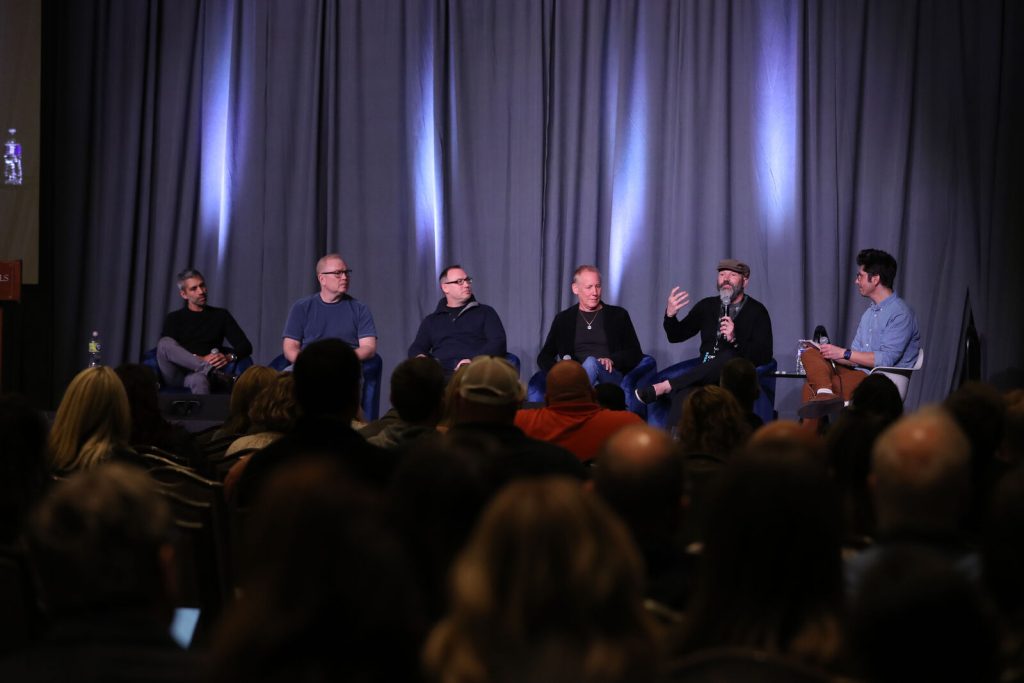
[635,259,774,417]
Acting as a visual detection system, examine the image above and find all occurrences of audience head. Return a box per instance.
[389,356,445,424]
[0,394,50,544]
[750,419,824,458]
[452,355,525,425]
[211,458,423,683]
[848,373,904,422]
[545,360,595,405]
[292,339,361,420]
[25,463,175,618]
[594,383,627,411]
[247,373,301,433]
[49,366,132,471]
[983,465,1024,628]
[719,357,759,409]
[594,424,685,547]
[676,385,750,458]
[424,477,658,683]
[871,406,971,535]
[1002,389,1024,465]
[680,445,844,665]
[856,248,897,290]
[850,545,999,683]
[113,363,163,437]
[389,431,496,620]
[944,381,1005,465]
[221,365,278,436]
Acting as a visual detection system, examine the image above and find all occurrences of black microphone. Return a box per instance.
[813,325,830,345]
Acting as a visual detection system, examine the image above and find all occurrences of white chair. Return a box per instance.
[869,347,924,401]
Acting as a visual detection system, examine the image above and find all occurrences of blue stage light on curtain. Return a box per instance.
[755,5,797,235]
[200,5,234,268]
[608,48,648,301]
[415,43,444,276]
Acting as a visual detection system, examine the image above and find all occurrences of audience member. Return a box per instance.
[48,366,134,473]
[449,356,585,484]
[675,445,845,671]
[225,374,300,457]
[675,385,750,459]
[367,356,444,448]
[1001,389,1024,466]
[209,459,424,683]
[849,545,999,683]
[388,431,497,622]
[0,394,50,545]
[515,360,643,462]
[424,477,661,683]
[945,381,1010,538]
[236,339,396,506]
[115,363,201,466]
[846,406,975,596]
[594,382,627,411]
[211,365,278,441]
[0,464,198,681]
[593,424,691,615]
[719,356,763,431]
[983,465,1024,679]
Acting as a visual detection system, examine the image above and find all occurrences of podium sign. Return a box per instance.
[0,261,21,301]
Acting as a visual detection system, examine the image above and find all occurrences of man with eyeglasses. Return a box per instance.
[282,253,377,364]
[408,264,507,377]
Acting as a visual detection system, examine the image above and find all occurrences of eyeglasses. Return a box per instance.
[443,277,473,286]
[320,269,353,277]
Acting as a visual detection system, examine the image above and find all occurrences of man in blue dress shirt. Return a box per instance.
[800,248,921,418]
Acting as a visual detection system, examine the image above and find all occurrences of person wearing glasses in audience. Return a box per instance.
[537,265,644,386]
[408,264,507,378]
[282,253,378,364]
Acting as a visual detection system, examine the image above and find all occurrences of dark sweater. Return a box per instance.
[407,297,507,372]
[537,303,643,373]
[663,295,773,366]
[160,305,252,358]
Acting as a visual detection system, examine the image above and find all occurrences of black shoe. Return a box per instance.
[634,385,658,405]
[210,370,237,392]
[798,394,844,419]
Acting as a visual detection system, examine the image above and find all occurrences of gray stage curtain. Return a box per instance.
[46,0,1024,410]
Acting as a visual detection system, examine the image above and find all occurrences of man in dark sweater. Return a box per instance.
[408,264,507,378]
[156,268,252,394]
[635,259,773,413]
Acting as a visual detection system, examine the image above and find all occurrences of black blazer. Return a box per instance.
[537,303,644,374]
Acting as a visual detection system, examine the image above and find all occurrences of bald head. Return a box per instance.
[545,360,595,405]
[872,407,971,533]
[594,424,684,542]
[750,420,823,457]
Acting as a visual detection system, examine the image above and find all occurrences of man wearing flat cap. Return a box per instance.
[635,259,773,412]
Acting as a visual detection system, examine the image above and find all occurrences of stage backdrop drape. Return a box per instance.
[44,0,1024,411]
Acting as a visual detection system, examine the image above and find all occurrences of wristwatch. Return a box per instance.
[843,348,852,361]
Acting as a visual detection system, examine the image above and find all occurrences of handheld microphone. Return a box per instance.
[812,325,829,345]
[718,291,731,340]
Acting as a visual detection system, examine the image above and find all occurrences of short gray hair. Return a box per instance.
[176,268,204,291]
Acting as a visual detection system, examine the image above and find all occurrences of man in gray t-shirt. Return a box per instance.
[282,253,378,364]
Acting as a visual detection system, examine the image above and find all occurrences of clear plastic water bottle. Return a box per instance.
[87,330,102,367]
[796,346,805,374]
[4,129,23,186]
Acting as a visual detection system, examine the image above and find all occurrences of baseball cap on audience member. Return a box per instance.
[458,356,525,406]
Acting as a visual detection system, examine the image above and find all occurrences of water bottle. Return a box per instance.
[4,129,23,186]
[87,330,102,367]
[796,346,805,374]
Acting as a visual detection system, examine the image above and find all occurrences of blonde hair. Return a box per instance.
[49,366,132,471]
[424,477,659,683]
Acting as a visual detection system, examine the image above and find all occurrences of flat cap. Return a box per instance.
[717,259,750,278]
